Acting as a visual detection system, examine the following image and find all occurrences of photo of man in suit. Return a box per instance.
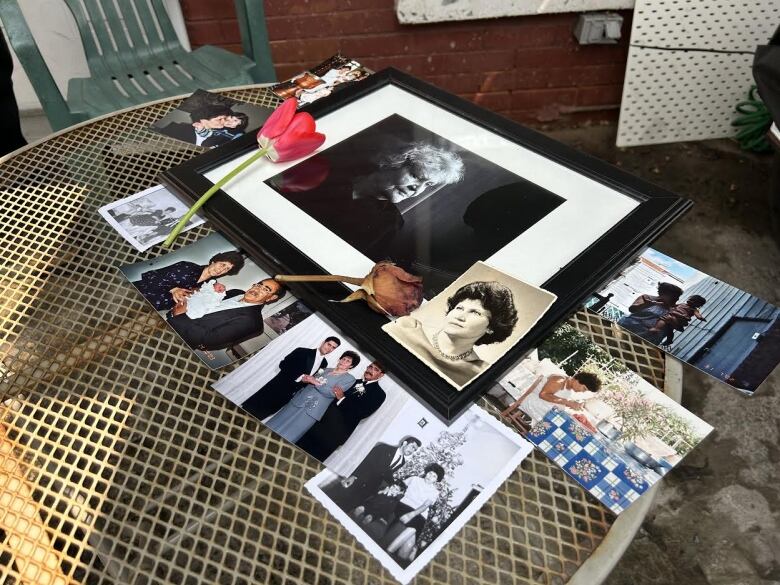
[167,278,284,351]
[326,436,422,510]
[297,361,388,461]
[240,336,342,421]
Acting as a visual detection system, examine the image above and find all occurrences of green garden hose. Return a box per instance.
[732,85,772,153]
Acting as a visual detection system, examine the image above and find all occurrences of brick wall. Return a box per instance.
[180,0,631,126]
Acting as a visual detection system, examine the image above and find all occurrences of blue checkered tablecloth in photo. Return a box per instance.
[526,408,656,514]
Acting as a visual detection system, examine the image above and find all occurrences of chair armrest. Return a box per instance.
[233,0,275,83]
[0,0,73,130]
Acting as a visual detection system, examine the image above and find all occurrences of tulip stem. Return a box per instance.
[274,274,365,286]
[163,146,270,248]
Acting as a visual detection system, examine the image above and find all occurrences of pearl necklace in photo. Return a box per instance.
[432,332,473,362]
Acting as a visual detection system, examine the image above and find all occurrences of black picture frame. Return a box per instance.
[160,68,691,422]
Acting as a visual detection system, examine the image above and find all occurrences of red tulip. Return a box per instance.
[164,97,326,247]
[257,98,325,162]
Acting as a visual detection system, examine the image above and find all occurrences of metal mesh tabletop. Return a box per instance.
[0,88,667,585]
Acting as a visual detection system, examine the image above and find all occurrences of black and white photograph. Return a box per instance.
[383,262,557,390]
[98,184,205,251]
[214,313,414,463]
[265,113,564,296]
[305,400,532,584]
[120,233,298,368]
[150,89,272,149]
[587,248,780,394]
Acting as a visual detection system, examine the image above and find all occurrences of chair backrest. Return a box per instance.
[62,0,184,77]
[233,0,275,82]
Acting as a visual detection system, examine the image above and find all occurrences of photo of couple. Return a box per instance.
[383,262,557,390]
[120,233,307,368]
[306,401,532,584]
[588,248,780,393]
[265,113,564,296]
[151,89,272,149]
[487,322,712,514]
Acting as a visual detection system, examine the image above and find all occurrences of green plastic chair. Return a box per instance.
[0,0,275,131]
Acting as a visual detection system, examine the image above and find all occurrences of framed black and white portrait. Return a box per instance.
[162,68,691,421]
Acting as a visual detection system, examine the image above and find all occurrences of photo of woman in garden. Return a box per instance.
[489,323,712,514]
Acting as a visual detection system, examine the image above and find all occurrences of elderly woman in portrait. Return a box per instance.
[265,350,360,443]
[269,138,466,254]
[132,250,245,311]
[390,281,519,387]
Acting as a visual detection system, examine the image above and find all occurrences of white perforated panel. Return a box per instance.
[617,0,779,147]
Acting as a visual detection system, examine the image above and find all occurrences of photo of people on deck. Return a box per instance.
[264,113,565,296]
[305,400,531,584]
[587,248,780,394]
[120,233,303,368]
[382,262,556,390]
[486,322,712,514]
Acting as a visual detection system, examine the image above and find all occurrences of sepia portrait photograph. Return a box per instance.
[382,262,557,390]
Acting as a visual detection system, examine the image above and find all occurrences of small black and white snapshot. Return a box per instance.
[383,262,557,390]
[265,113,565,296]
[98,184,205,251]
[150,89,272,148]
[305,399,532,584]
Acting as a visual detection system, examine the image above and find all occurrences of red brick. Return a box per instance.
[187,20,225,46]
[510,88,577,110]
[366,50,513,76]
[266,9,400,41]
[471,91,511,112]
[408,30,484,53]
[270,38,344,64]
[341,34,414,58]
[514,63,625,89]
[180,0,234,22]
[576,84,624,106]
[264,0,391,17]
[426,72,516,95]
[515,44,628,69]
[483,24,574,50]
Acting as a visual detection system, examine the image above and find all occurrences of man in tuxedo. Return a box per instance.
[297,361,387,461]
[327,436,421,510]
[241,336,341,421]
[167,278,284,351]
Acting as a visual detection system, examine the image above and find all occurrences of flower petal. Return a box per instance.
[257,98,297,141]
[267,132,326,162]
[285,112,317,135]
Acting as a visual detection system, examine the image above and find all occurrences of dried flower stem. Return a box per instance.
[274,274,364,286]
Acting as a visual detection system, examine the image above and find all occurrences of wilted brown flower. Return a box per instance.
[274,261,423,317]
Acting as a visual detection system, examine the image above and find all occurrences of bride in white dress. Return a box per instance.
[511,369,602,422]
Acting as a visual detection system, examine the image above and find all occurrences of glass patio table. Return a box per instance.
[0,86,679,585]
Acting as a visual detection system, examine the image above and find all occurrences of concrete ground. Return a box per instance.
[545,125,780,585]
[19,113,780,585]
